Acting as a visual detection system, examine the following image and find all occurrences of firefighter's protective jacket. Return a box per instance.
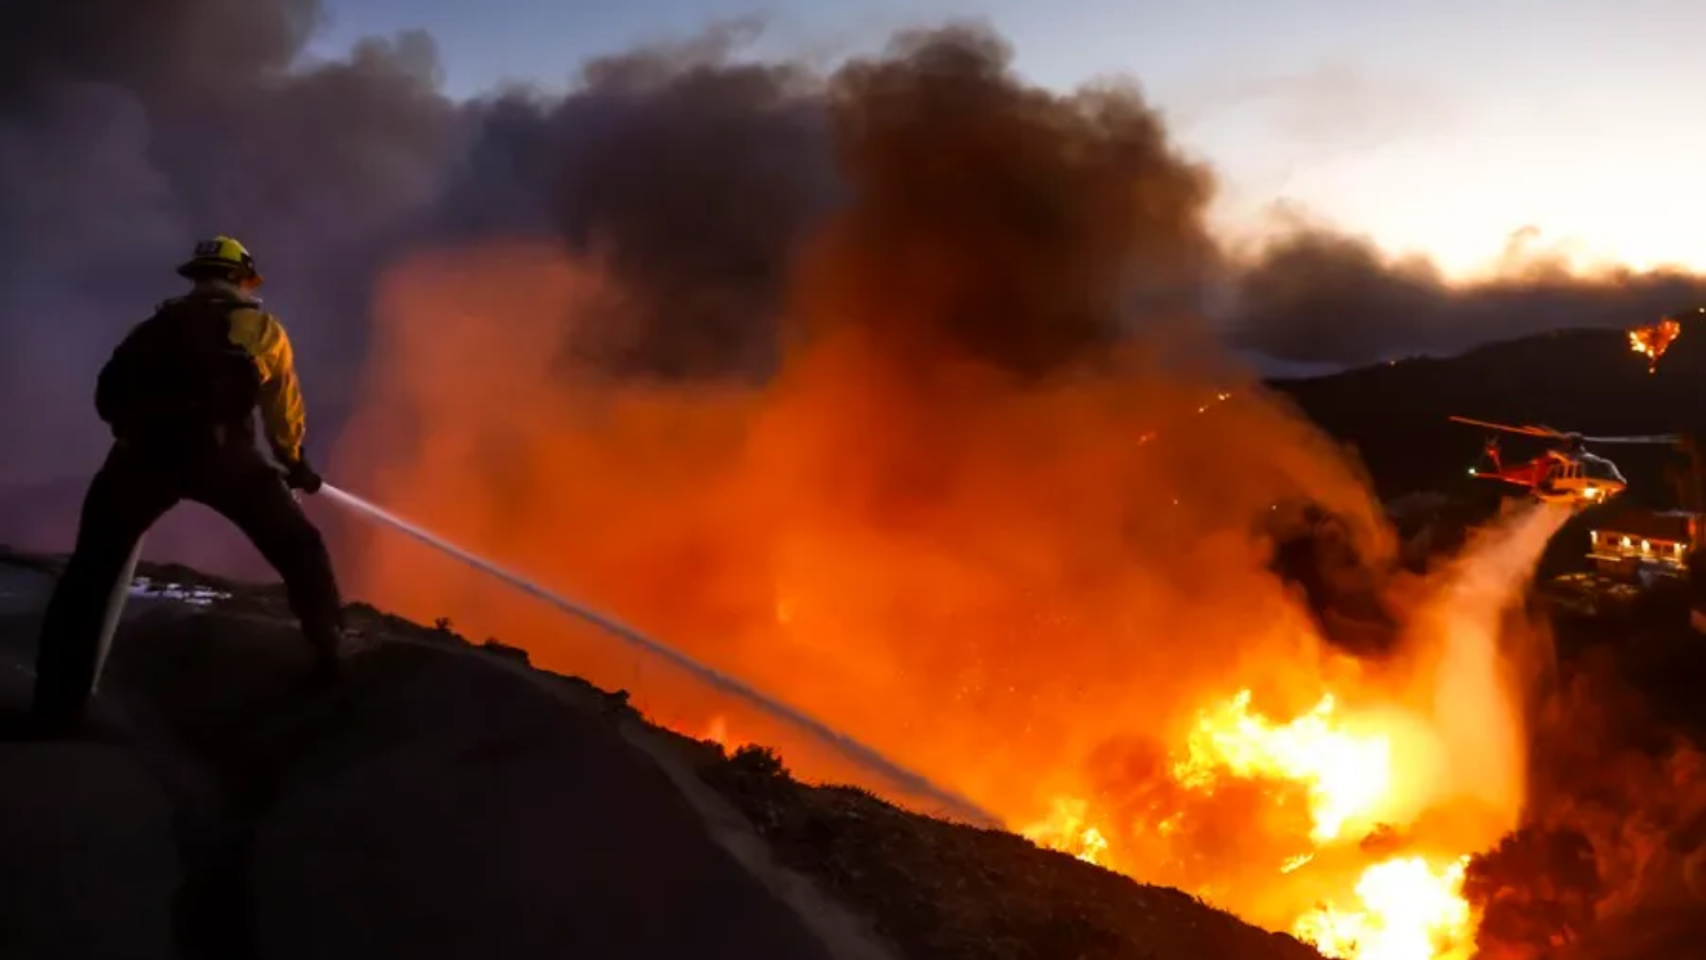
[95,290,309,464]
[226,303,308,464]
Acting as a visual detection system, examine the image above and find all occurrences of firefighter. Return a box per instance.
[26,236,346,736]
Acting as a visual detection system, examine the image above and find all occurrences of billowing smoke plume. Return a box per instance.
[0,1,834,560]
[10,4,1677,952]
[432,22,838,379]
[327,23,1517,945]
[802,26,1217,377]
[1229,224,1706,365]
[2,0,1702,553]
[0,0,453,561]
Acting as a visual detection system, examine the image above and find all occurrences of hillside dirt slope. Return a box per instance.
[0,549,1325,960]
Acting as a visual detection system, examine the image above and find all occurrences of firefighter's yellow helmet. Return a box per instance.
[176,235,263,283]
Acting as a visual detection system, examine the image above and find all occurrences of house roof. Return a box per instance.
[1591,508,1699,542]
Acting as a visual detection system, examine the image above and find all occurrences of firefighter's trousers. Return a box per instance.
[31,440,344,726]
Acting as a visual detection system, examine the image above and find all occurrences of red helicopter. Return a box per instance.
[1449,416,1679,508]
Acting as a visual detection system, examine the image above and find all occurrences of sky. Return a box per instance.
[308,0,1706,279]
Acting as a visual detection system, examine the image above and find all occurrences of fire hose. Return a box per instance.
[317,482,1000,828]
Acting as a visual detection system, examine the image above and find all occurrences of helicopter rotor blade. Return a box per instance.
[1577,434,1682,445]
[1448,416,1561,438]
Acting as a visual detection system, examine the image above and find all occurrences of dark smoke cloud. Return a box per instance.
[0,0,453,493]
[0,0,836,562]
[2,0,1703,559]
[803,26,1216,378]
[435,22,838,379]
[1227,224,1706,366]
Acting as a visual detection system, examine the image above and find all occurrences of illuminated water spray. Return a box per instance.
[320,482,1001,828]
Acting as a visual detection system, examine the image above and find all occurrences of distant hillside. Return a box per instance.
[1271,323,1706,508]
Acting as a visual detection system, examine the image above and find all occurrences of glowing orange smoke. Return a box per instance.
[329,240,1563,959]
[315,24,1589,952]
[701,714,748,751]
[331,240,1572,960]
[1628,316,1681,373]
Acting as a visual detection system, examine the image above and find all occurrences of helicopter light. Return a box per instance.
[1583,485,1600,499]
[1468,467,1477,476]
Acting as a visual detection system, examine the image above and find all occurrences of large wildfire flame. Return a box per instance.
[332,242,1566,960]
[1014,505,1565,960]
[329,35,1569,958]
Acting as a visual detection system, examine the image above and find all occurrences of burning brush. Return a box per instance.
[1627,315,1685,373]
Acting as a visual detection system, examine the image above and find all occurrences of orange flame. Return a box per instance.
[332,245,1562,960]
[1172,687,1482,960]
[1021,682,1484,960]
[1021,797,1111,866]
[1175,690,1392,844]
[1295,856,1472,960]
[1628,317,1681,373]
[702,714,743,749]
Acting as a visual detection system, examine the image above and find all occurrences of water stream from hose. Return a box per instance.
[321,482,1001,827]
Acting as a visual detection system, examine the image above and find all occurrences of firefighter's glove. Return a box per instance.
[282,457,324,495]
